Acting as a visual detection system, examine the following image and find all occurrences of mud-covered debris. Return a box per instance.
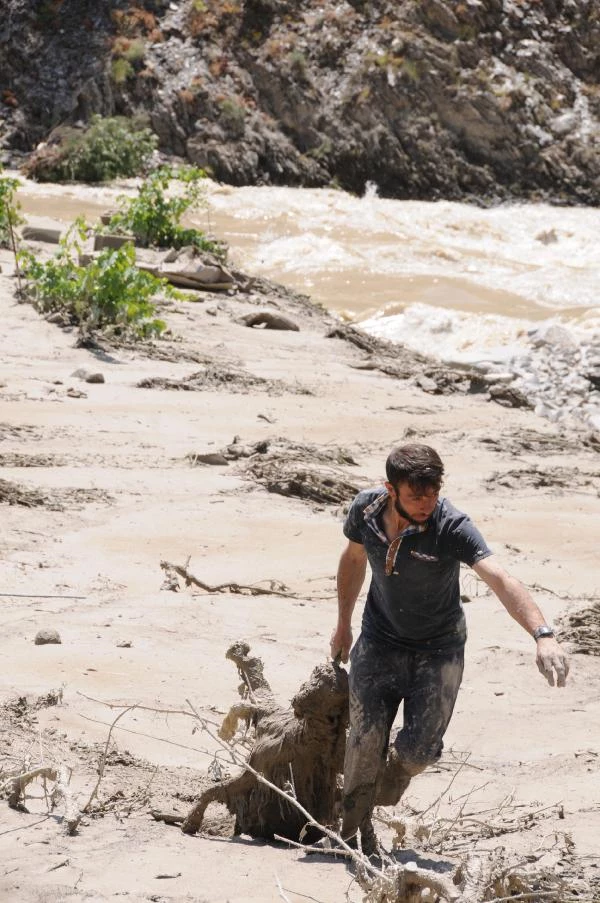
[327,324,424,360]
[480,428,600,456]
[557,599,600,655]
[237,310,300,331]
[186,452,229,466]
[223,436,358,466]
[0,422,42,442]
[137,366,310,396]
[485,466,599,493]
[488,384,533,408]
[245,459,361,505]
[216,436,363,505]
[182,648,349,843]
[0,478,112,510]
[0,452,65,467]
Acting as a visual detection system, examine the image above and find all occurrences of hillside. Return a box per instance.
[1,0,600,202]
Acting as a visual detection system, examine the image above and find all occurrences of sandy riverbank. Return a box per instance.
[0,224,599,902]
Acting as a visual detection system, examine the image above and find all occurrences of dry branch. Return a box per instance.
[160,559,300,598]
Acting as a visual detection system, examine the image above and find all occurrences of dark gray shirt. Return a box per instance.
[343,488,492,651]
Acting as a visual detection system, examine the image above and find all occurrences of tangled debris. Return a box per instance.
[244,459,361,505]
[328,325,488,396]
[137,366,310,396]
[0,478,112,510]
[0,452,65,467]
[0,422,43,442]
[479,428,600,457]
[207,435,363,505]
[185,435,363,506]
[485,466,599,493]
[219,435,358,467]
[557,598,600,655]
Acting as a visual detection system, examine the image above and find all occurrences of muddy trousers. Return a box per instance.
[341,634,464,842]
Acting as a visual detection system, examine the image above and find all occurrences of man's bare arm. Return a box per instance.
[330,540,367,663]
[473,555,569,687]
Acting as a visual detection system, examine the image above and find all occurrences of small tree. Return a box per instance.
[0,167,22,249]
[22,116,158,183]
[18,222,170,340]
[105,165,224,256]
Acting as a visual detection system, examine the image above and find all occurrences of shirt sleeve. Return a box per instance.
[445,513,492,566]
[343,493,365,544]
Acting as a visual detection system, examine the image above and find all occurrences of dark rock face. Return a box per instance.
[1,0,600,204]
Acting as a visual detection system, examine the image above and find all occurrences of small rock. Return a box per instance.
[34,629,62,645]
[415,375,438,393]
[530,323,578,351]
[85,372,105,384]
[116,640,132,648]
[488,385,532,409]
[66,387,87,399]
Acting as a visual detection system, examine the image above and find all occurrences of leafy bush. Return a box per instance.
[111,57,135,84]
[105,165,224,256]
[0,167,22,249]
[18,223,168,340]
[22,116,158,183]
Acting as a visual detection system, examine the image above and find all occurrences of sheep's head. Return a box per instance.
[292,661,349,720]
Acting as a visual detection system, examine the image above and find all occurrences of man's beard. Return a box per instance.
[394,497,425,526]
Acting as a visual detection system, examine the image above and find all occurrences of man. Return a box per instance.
[330,443,569,855]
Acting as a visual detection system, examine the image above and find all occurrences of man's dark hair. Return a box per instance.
[385,444,444,492]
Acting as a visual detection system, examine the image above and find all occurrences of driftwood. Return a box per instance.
[159,560,299,599]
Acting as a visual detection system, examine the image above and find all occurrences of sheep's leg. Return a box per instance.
[182,770,255,835]
[218,702,261,741]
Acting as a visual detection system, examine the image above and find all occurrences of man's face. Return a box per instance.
[387,480,439,525]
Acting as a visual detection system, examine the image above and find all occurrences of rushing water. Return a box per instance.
[16,175,600,369]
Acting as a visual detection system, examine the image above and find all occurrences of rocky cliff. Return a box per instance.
[1,0,599,203]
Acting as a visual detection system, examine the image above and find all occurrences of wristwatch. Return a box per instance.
[533,625,555,640]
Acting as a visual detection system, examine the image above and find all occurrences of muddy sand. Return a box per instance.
[0,224,599,903]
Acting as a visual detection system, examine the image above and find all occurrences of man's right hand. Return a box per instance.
[330,625,353,663]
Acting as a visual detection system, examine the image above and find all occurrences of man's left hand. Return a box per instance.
[536,638,569,687]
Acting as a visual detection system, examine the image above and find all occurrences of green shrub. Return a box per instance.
[22,116,157,183]
[0,167,22,249]
[218,97,246,137]
[105,165,224,256]
[18,222,169,340]
[111,57,135,83]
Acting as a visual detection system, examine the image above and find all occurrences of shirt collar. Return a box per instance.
[363,490,428,569]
